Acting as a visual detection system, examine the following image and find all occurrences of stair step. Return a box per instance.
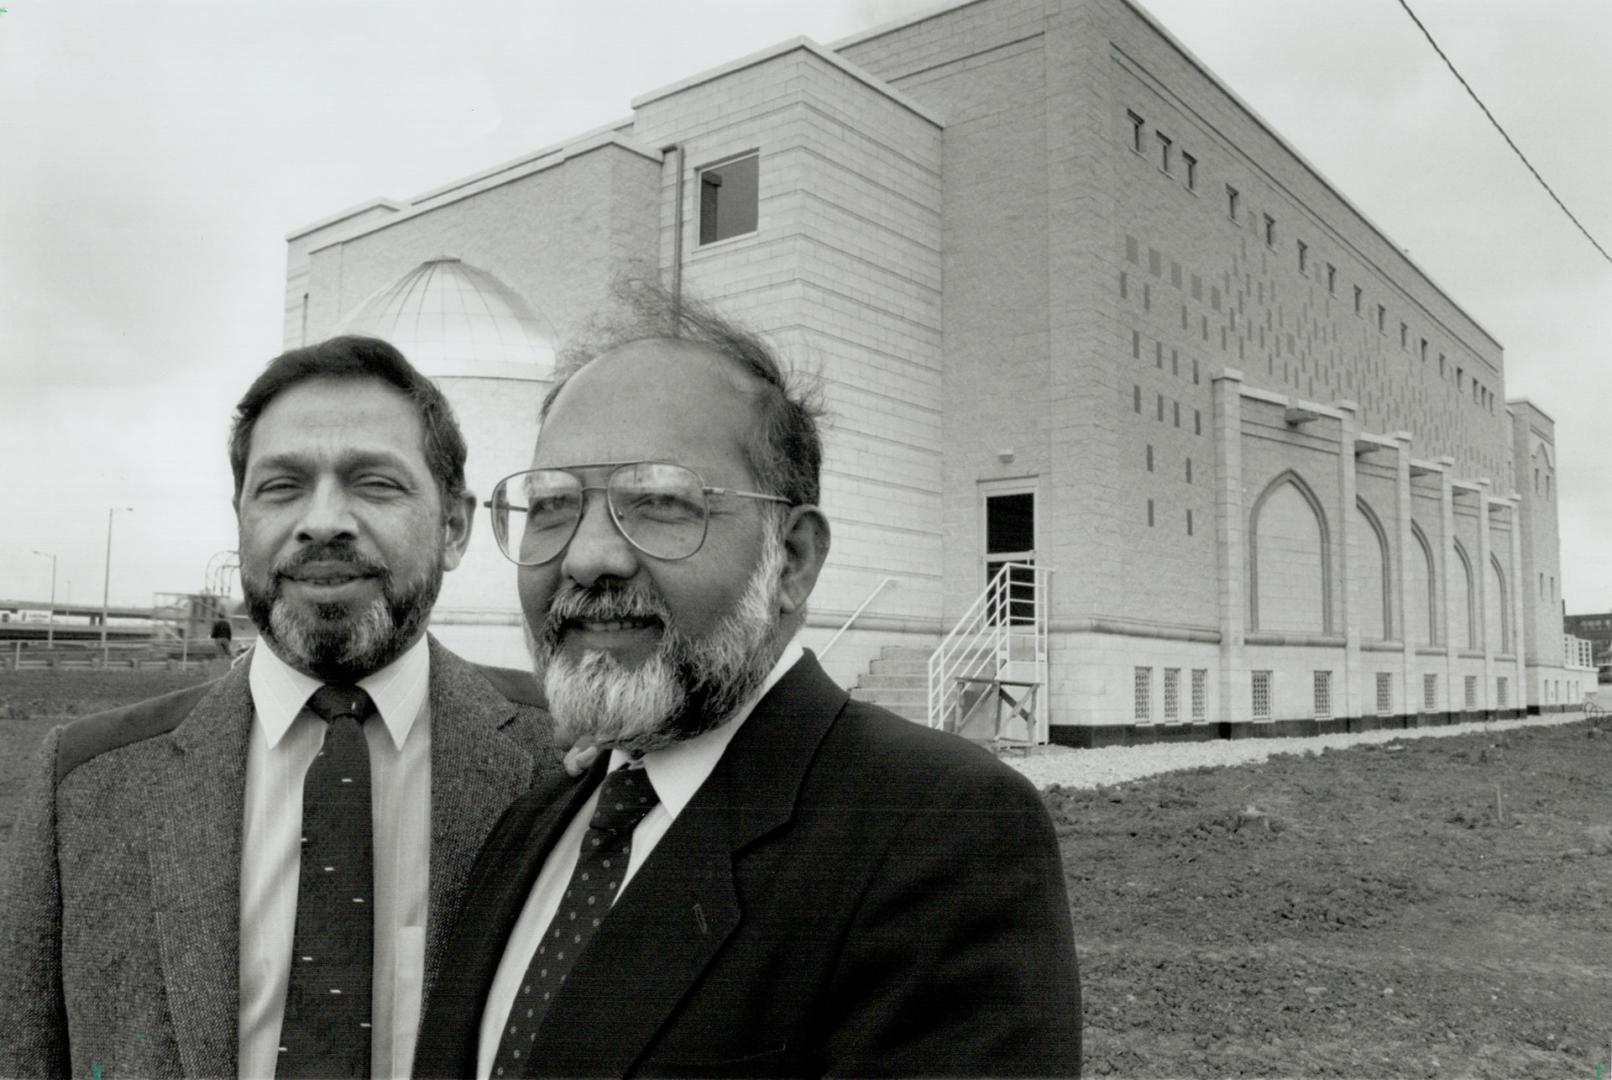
[855,673,928,690]
[867,659,929,677]
[877,645,933,661]
[849,687,929,706]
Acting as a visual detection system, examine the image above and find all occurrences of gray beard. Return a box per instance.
[242,543,442,681]
[528,528,787,755]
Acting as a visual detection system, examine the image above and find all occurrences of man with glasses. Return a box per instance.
[0,336,557,1078]
[415,290,1082,1078]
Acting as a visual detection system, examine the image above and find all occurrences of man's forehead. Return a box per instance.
[537,339,756,463]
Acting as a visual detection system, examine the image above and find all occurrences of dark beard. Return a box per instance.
[242,540,442,681]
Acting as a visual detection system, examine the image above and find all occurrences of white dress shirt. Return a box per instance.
[475,638,805,1078]
[238,636,433,1080]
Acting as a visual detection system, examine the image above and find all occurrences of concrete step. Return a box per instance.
[856,672,929,690]
[850,686,929,707]
[877,645,932,661]
[867,659,929,677]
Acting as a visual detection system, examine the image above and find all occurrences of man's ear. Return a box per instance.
[777,505,830,616]
[440,490,476,571]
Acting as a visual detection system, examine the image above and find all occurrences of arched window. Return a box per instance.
[1452,541,1475,649]
[1353,498,1391,641]
[1408,523,1438,646]
[1250,471,1331,633]
[1488,555,1510,655]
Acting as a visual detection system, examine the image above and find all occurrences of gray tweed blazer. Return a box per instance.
[0,637,557,1079]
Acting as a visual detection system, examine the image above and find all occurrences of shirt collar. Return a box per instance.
[608,636,805,820]
[248,634,430,751]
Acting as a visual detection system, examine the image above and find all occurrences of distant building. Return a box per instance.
[285,0,1592,743]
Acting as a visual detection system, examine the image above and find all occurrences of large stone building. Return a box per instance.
[284,0,1592,745]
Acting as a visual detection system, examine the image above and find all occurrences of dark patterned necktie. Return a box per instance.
[279,684,378,1078]
[490,764,659,1077]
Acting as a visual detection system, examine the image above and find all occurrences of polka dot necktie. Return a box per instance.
[491,764,659,1077]
[279,684,378,1078]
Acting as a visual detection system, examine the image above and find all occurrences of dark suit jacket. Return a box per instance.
[0,638,558,1079]
[416,651,1081,1078]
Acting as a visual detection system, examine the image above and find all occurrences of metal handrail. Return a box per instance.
[819,577,898,658]
[926,562,1051,740]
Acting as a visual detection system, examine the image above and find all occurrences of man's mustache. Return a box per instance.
[543,580,671,633]
[272,543,390,583]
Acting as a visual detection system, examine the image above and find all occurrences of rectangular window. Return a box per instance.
[1134,667,1153,722]
[1132,330,1141,359]
[1464,675,1478,710]
[1127,110,1145,153]
[1185,458,1193,483]
[1353,285,1363,315]
[1419,338,1429,363]
[1164,668,1181,721]
[697,152,759,245]
[1186,509,1193,536]
[1252,671,1272,721]
[1226,185,1240,221]
[1297,240,1309,275]
[1439,353,1446,376]
[1376,672,1393,716]
[1191,669,1208,721]
[1147,498,1155,527]
[1182,152,1198,191]
[1173,401,1181,428]
[1192,358,1200,384]
[1263,214,1276,248]
[1423,674,1438,712]
[1146,444,1154,471]
[1157,394,1164,421]
[1313,671,1332,721]
[1194,409,1202,435]
[1377,304,1386,333]
[1157,132,1172,173]
[1399,322,1408,348]
[1326,264,1337,294]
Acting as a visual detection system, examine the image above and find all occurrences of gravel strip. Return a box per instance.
[1001,711,1593,790]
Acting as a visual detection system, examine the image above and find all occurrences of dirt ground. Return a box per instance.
[3,670,1611,1077]
[1054,720,1612,1078]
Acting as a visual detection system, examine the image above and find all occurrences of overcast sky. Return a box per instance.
[3,0,1608,618]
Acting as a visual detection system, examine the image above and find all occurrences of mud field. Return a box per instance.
[3,669,1610,1077]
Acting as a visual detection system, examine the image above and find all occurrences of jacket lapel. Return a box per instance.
[148,663,253,1079]
[415,761,606,1077]
[423,639,547,1006]
[530,652,848,1076]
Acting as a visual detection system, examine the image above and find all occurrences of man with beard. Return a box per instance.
[415,293,1083,1078]
[0,336,557,1078]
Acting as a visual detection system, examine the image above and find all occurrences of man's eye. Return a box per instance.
[357,476,405,493]
[255,479,301,497]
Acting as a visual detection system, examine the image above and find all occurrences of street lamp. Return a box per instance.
[30,550,57,648]
[101,506,133,665]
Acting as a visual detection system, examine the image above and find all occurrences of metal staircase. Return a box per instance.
[926,562,1052,746]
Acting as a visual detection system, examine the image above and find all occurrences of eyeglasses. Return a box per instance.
[486,461,791,565]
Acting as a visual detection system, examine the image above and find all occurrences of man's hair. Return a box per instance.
[229,335,468,503]
[544,281,825,507]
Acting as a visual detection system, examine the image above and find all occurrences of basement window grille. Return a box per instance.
[1191,669,1208,721]
[1423,674,1438,713]
[1252,671,1272,721]
[1375,673,1393,717]
[1313,671,1332,721]
[1134,667,1153,722]
[1163,668,1181,722]
[1465,675,1478,710]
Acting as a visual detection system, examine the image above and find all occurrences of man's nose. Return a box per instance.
[560,489,638,587]
[294,479,359,543]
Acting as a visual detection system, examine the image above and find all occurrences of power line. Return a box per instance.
[1396,0,1611,266]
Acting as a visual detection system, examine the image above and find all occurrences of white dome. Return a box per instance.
[339,258,556,381]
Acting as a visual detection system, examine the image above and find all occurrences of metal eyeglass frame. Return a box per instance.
[485,460,792,565]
